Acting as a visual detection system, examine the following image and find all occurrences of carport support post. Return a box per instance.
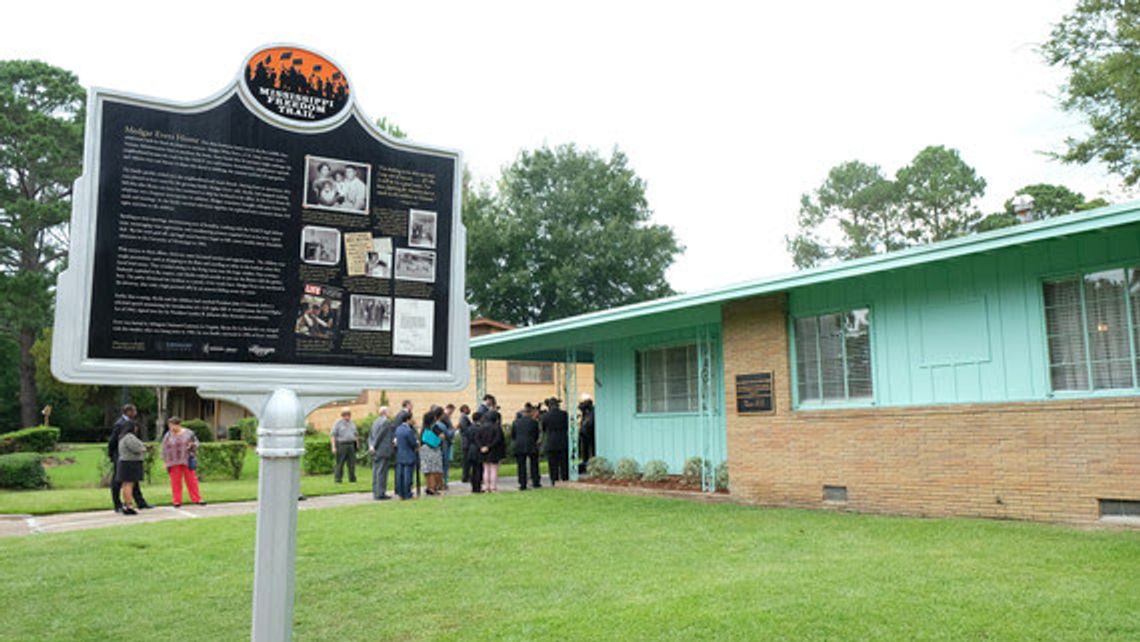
[564,348,578,481]
[251,388,306,642]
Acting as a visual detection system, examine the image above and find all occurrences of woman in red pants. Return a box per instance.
[161,416,205,507]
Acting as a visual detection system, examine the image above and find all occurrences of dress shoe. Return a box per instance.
[122,507,138,516]
[138,503,154,510]
[173,503,181,508]
[114,506,123,514]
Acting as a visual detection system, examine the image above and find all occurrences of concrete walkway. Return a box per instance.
[0,478,524,538]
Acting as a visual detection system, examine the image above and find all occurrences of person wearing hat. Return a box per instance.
[541,397,570,486]
[330,407,360,483]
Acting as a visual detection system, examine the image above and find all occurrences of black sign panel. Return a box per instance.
[86,94,455,371]
[736,372,774,413]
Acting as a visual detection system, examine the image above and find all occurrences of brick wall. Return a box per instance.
[722,295,1140,525]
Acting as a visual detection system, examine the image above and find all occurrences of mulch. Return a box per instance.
[577,475,728,494]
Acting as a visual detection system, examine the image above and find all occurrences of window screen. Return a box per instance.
[636,344,698,413]
[795,308,873,405]
[507,362,554,384]
[1044,268,1139,392]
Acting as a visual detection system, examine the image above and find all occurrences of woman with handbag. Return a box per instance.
[419,406,446,494]
[161,416,204,508]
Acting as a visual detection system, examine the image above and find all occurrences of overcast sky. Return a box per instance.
[3,1,1131,294]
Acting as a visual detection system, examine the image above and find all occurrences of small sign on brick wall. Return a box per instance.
[736,371,774,413]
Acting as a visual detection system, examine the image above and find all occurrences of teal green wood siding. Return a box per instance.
[789,223,1140,406]
[593,323,726,472]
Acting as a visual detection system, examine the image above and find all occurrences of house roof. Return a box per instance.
[471,200,1140,362]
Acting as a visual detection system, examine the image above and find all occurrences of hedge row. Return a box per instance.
[586,456,729,490]
[0,426,61,454]
[195,441,247,480]
[0,453,49,489]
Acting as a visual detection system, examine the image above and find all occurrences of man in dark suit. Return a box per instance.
[541,398,570,486]
[108,404,151,512]
[459,405,482,492]
[511,403,542,490]
[394,414,419,500]
[393,399,414,428]
[367,406,396,500]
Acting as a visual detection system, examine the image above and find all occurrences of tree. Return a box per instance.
[464,144,681,325]
[789,146,986,269]
[786,161,906,269]
[0,61,85,428]
[896,145,986,243]
[973,183,1110,232]
[1044,1,1140,185]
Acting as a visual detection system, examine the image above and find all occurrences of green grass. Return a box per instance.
[1,443,534,514]
[1,490,1137,641]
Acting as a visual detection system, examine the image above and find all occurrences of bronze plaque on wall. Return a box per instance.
[736,372,774,413]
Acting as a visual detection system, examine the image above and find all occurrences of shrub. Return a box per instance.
[234,417,259,446]
[304,423,319,437]
[196,441,247,480]
[715,461,729,491]
[614,458,641,480]
[303,437,334,475]
[182,419,214,443]
[642,460,670,482]
[0,453,49,489]
[681,456,706,486]
[144,443,159,483]
[0,426,61,454]
[97,456,114,487]
[585,456,613,479]
[226,426,242,441]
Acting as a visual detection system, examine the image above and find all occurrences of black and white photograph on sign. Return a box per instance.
[301,225,341,266]
[408,209,437,249]
[295,284,344,340]
[302,155,371,213]
[393,298,434,356]
[366,237,393,278]
[349,294,391,331]
[394,248,436,283]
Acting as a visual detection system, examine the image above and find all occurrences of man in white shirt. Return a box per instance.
[341,165,367,211]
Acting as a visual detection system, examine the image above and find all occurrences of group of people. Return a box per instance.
[309,162,368,211]
[109,404,206,515]
[351,393,597,500]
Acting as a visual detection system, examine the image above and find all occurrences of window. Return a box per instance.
[507,361,554,385]
[794,308,872,405]
[636,344,698,413]
[1044,268,1140,392]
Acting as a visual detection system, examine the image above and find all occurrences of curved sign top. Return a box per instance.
[241,45,353,127]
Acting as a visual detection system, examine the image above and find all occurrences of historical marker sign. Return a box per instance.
[736,372,774,413]
[52,44,468,392]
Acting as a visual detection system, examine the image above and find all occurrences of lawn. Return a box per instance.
[0,443,533,514]
[1,490,1138,641]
